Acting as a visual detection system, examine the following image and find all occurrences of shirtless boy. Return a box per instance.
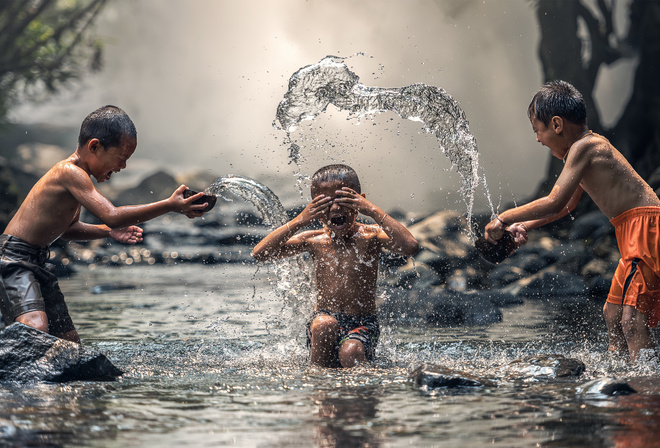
[484,80,660,362]
[0,105,209,343]
[252,164,419,367]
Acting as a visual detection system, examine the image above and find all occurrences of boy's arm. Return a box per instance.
[64,164,207,228]
[334,187,419,256]
[61,221,144,244]
[484,141,590,244]
[252,194,332,262]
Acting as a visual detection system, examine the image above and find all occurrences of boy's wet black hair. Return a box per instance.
[78,105,137,149]
[311,164,361,195]
[528,80,587,126]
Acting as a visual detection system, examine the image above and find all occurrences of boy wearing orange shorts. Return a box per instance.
[484,80,660,362]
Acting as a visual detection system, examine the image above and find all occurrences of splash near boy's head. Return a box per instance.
[78,105,138,183]
[527,80,587,126]
[311,164,362,236]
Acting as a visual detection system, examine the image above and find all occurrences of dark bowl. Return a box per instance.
[474,230,516,264]
[183,189,217,213]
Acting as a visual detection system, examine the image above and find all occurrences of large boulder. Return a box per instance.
[0,323,123,383]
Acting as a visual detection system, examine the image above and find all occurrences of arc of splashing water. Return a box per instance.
[205,175,288,229]
[274,55,486,234]
[204,175,314,312]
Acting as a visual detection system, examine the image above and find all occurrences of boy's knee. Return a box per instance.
[339,340,366,367]
[311,314,339,338]
[15,311,49,334]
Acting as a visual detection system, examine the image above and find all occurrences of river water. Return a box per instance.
[1,260,659,448]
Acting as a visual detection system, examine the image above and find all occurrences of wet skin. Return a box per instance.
[252,179,418,366]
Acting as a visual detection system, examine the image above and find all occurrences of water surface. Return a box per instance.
[1,263,658,447]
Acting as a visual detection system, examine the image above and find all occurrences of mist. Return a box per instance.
[9,0,635,215]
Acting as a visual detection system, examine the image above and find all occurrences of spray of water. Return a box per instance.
[274,55,495,236]
[205,175,315,336]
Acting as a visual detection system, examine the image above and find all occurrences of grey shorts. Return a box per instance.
[0,234,75,336]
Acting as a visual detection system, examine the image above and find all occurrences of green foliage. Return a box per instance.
[0,0,107,122]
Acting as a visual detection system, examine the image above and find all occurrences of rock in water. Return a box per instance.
[577,378,637,396]
[475,230,516,264]
[0,323,123,383]
[505,354,585,379]
[410,363,495,389]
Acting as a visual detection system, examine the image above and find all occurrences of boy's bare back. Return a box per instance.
[563,133,660,219]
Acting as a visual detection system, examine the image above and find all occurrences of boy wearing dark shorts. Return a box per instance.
[253,164,419,368]
[0,105,208,343]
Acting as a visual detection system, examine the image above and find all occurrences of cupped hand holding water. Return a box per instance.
[110,225,143,244]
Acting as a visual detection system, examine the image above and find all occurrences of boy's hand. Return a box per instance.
[297,194,332,227]
[110,225,143,244]
[484,218,505,244]
[333,187,373,215]
[508,222,528,247]
[171,185,208,218]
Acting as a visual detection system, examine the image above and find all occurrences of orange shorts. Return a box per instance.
[607,207,660,327]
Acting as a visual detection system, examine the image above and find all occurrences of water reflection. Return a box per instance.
[313,386,383,448]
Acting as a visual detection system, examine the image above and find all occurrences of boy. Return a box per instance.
[484,80,660,362]
[252,164,419,368]
[0,105,209,343]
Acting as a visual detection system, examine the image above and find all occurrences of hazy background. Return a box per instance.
[8,0,636,215]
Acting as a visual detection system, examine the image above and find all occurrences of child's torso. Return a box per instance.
[578,134,660,219]
[310,225,381,315]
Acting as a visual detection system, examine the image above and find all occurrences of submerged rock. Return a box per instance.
[577,377,637,396]
[505,354,585,379]
[410,363,495,389]
[0,323,123,383]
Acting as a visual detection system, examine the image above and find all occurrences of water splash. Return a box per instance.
[205,175,314,331]
[205,175,288,228]
[274,55,490,234]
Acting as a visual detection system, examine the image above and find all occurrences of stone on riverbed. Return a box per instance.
[505,354,585,379]
[576,377,637,396]
[0,323,123,383]
[410,363,496,389]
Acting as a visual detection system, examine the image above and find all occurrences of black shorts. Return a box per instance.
[0,234,75,335]
[306,309,380,363]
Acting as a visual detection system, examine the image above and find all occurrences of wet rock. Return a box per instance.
[408,211,476,274]
[506,354,585,379]
[488,265,527,287]
[568,211,613,241]
[395,259,442,289]
[114,170,179,206]
[503,267,588,298]
[0,323,123,383]
[410,363,496,389]
[424,289,503,326]
[576,377,636,396]
[91,283,137,294]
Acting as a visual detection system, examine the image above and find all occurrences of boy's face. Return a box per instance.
[89,135,137,183]
[530,115,567,160]
[312,179,359,236]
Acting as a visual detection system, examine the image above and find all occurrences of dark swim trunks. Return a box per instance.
[306,309,380,364]
[0,234,75,335]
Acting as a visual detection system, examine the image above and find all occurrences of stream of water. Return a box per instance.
[0,262,659,447]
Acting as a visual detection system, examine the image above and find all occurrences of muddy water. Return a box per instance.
[1,262,658,447]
